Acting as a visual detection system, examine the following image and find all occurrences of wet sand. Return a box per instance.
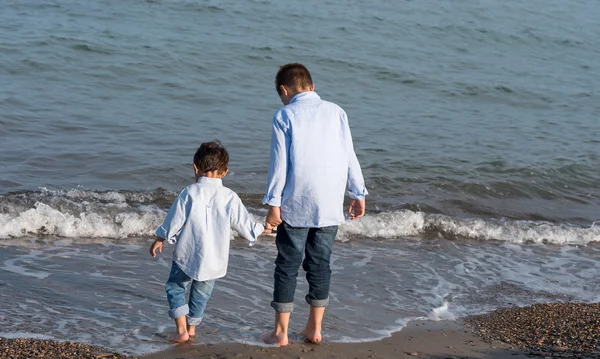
[140,321,529,359]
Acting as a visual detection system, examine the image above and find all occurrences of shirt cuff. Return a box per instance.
[348,187,368,200]
[261,195,282,207]
[155,226,175,244]
[249,223,265,247]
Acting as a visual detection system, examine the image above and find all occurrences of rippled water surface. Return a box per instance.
[1,0,599,223]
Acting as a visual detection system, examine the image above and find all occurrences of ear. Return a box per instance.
[279,85,289,96]
[309,83,315,91]
[221,168,230,178]
[193,163,200,175]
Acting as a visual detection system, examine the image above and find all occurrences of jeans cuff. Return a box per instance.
[305,295,329,307]
[168,304,189,319]
[186,315,203,326]
[271,301,294,313]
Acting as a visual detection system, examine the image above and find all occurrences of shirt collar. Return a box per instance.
[289,91,320,104]
[197,177,223,186]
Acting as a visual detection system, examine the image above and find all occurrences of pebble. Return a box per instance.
[0,337,138,359]
[465,302,600,359]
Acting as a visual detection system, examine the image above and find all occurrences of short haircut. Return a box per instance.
[193,141,229,174]
[275,63,313,95]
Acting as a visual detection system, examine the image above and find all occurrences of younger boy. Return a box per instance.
[263,63,368,346]
[150,141,265,342]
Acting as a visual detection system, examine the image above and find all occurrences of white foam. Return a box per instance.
[0,202,164,239]
[1,193,598,246]
[339,210,425,239]
[338,210,600,245]
[429,301,455,320]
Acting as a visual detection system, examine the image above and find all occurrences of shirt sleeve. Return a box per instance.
[155,190,189,244]
[230,194,264,245]
[342,111,368,200]
[262,112,289,207]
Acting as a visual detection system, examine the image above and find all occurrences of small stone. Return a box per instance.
[408,352,419,356]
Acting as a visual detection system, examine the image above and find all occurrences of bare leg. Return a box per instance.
[187,324,196,337]
[263,311,290,346]
[169,316,189,343]
[300,306,325,343]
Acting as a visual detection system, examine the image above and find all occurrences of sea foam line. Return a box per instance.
[1,198,598,245]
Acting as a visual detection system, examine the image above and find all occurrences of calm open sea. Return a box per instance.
[1,0,599,355]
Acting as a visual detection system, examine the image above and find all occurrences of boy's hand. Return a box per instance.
[266,206,283,229]
[149,239,164,257]
[348,199,366,220]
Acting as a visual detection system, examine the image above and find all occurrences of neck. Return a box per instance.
[204,173,222,179]
[283,89,312,105]
[291,88,312,97]
[195,170,224,182]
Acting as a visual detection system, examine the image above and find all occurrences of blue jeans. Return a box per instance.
[165,262,215,326]
[272,222,338,313]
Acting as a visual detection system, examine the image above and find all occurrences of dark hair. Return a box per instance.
[193,141,229,174]
[275,63,313,95]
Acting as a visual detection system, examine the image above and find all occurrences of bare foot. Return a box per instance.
[187,325,196,337]
[261,330,289,346]
[299,327,322,344]
[168,331,190,343]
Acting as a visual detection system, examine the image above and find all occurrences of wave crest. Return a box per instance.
[1,189,598,245]
[340,211,599,245]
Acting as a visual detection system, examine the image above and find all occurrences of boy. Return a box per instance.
[262,63,368,346]
[150,141,265,343]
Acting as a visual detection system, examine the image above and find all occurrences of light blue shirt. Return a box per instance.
[262,91,368,227]
[156,177,264,281]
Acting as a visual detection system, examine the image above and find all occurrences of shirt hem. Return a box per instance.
[173,259,228,282]
[280,217,345,228]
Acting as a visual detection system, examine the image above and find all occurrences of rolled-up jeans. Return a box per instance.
[165,261,215,326]
[271,222,338,313]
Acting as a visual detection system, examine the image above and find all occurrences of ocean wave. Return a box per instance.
[0,189,598,245]
[339,211,600,245]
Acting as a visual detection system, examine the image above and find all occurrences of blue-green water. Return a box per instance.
[2,0,599,224]
[1,0,599,355]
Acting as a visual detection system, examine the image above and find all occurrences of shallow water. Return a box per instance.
[1,237,599,355]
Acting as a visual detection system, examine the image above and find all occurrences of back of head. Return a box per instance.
[193,141,229,174]
[275,63,313,95]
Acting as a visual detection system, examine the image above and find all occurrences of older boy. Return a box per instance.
[150,141,265,342]
[263,63,368,346]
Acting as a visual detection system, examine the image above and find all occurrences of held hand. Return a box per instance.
[149,239,164,257]
[263,221,278,235]
[348,199,366,220]
[266,206,283,228]
[262,226,273,235]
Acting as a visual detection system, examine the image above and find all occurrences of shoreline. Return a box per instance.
[3,302,600,358]
[139,320,529,359]
[0,320,524,359]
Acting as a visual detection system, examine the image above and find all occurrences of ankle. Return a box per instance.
[274,326,287,336]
